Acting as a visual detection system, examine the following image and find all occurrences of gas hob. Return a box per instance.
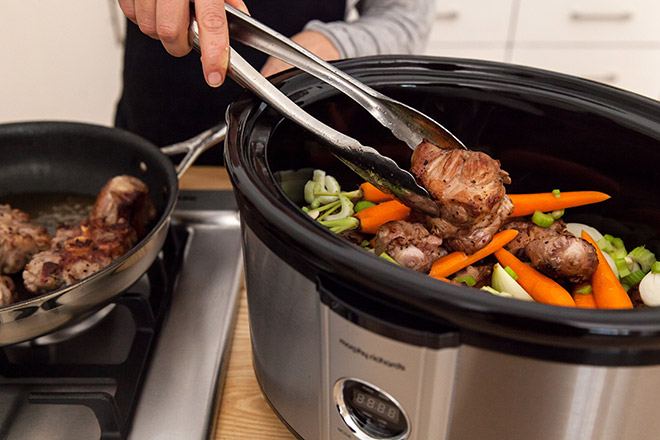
[0,190,243,440]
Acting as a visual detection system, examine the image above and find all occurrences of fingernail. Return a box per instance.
[207,71,223,87]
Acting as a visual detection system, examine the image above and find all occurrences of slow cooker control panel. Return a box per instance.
[334,378,409,440]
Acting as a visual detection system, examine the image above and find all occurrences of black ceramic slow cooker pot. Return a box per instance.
[225,56,660,440]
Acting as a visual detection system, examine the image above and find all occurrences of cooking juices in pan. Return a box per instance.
[1,193,95,235]
[0,192,95,302]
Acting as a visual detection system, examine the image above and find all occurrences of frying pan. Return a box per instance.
[0,121,226,345]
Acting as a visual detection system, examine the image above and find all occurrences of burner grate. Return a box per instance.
[0,226,188,440]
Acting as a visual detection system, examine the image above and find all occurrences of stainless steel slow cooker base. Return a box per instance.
[245,225,660,440]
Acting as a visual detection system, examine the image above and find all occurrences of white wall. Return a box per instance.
[2,1,658,127]
[0,0,125,126]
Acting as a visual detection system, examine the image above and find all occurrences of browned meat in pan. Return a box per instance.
[0,205,51,274]
[374,220,447,273]
[504,219,598,283]
[0,275,18,306]
[91,175,157,238]
[410,141,513,254]
[23,219,138,294]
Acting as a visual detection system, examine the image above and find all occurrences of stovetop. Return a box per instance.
[0,190,243,440]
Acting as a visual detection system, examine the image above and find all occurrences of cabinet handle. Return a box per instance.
[570,11,633,22]
[436,10,459,21]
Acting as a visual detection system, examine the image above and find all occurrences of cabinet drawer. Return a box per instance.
[428,0,514,44]
[511,48,660,99]
[515,0,660,43]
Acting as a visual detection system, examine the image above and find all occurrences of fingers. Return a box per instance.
[134,0,159,38]
[156,0,191,57]
[194,0,229,87]
[118,0,137,23]
[226,0,249,15]
[119,0,190,56]
[117,0,239,87]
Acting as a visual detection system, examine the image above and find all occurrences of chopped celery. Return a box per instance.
[324,194,354,221]
[622,270,646,286]
[596,238,613,253]
[532,210,554,228]
[354,200,376,212]
[604,234,626,253]
[575,284,592,295]
[504,266,518,280]
[615,258,631,278]
[628,246,657,273]
[454,275,477,287]
[610,247,628,260]
[379,252,398,264]
[552,189,561,198]
[320,217,359,234]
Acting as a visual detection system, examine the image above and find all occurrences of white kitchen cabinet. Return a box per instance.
[515,0,660,44]
[0,1,125,126]
[511,48,660,100]
[426,0,515,45]
[425,0,660,100]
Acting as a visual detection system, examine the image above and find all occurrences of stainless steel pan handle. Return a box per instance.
[160,123,227,179]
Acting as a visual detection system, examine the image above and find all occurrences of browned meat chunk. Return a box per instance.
[453,264,493,288]
[503,219,567,260]
[374,220,447,273]
[23,174,154,295]
[0,275,18,306]
[0,205,51,274]
[410,141,513,254]
[91,175,156,238]
[526,235,598,284]
[504,219,598,283]
[23,219,138,294]
[339,229,369,246]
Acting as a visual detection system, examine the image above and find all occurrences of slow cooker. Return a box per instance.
[224,56,660,440]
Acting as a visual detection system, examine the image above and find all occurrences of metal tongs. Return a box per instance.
[189,6,466,216]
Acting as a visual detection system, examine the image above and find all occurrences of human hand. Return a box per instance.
[260,30,340,77]
[118,0,249,87]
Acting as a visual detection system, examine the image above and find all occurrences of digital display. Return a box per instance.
[339,379,408,438]
[351,389,400,423]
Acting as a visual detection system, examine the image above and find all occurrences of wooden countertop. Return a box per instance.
[180,166,296,440]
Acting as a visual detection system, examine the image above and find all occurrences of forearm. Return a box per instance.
[304,0,436,58]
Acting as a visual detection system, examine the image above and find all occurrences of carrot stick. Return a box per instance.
[359,182,395,203]
[493,248,576,307]
[354,200,410,234]
[429,229,519,279]
[509,191,611,217]
[572,283,597,309]
[581,231,633,309]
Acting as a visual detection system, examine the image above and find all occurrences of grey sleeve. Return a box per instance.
[303,0,436,58]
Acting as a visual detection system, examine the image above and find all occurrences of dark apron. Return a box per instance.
[115,0,347,164]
